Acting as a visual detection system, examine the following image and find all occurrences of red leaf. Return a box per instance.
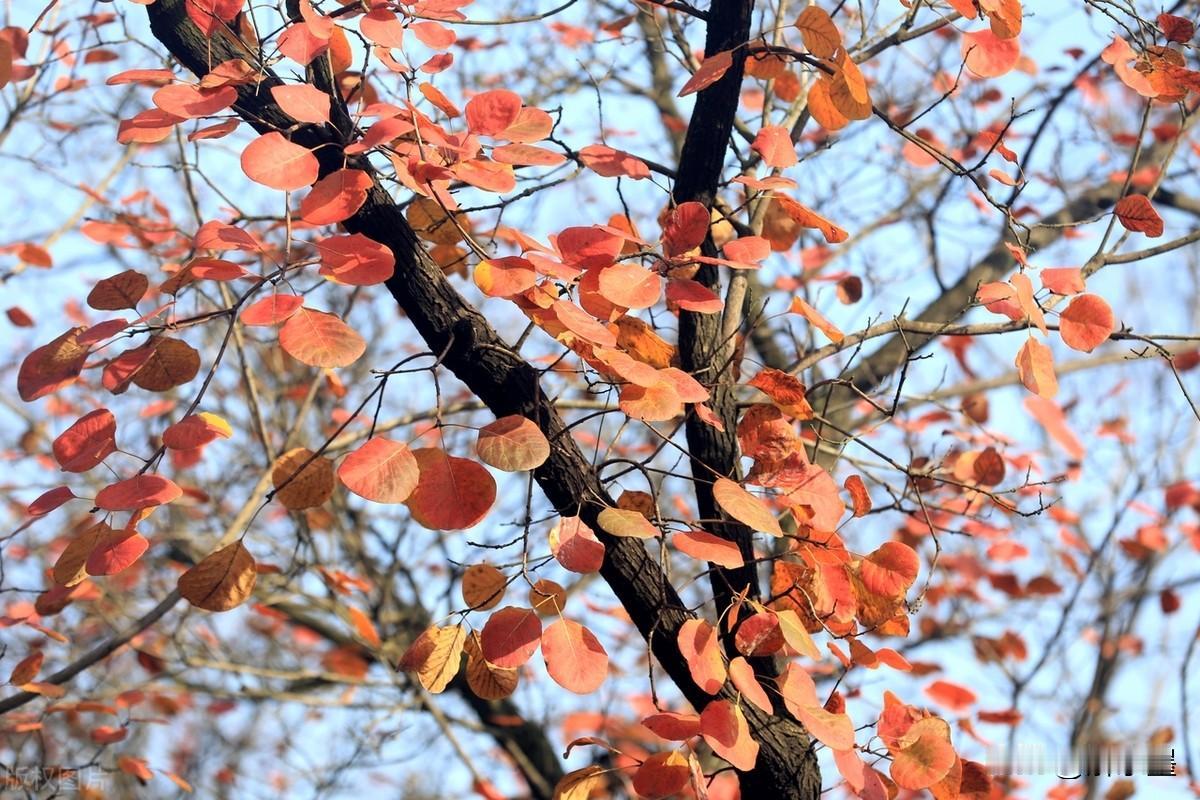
[405,447,496,530]
[86,529,149,576]
[239,294,304,326]
[541,619,608,694]
[474,257,537,298]
[271,83,331,124]
[337,437,419,503]
[679,50,734,97]
[1015,337,1058,399]
[700,699,759,770]
[95,474,182,511]
[673,529,745,568]
[752,125,797,168]
[722,236,770,268]
[924,679,977,712]
[961,28,1021,78]
[677,618,726,694]
[598,263,662,309]
[279,308,366,368]
[53,409,117,472]
[475,415,550,472]
[300,169,372,225]
[666,278,723,313]
[578,144,651,179]
[844,474,871,517]
[480,606,542,668]
[18,327,88,401]
[1158,13,1195,43]
[316,233,395,285]
[240,132,320,191]
[860,541,919,597]
[549,516,606,573]
[641,712,702,741]
[1040,267,1085,295]
[1114,194,1163,237]
[162,412,232,450]
[27,486,76,517]
[713,477,783,536]
[1058,293,1114,352]
[465,89,522,136]
[662,202,710,255]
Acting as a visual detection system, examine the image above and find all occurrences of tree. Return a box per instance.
[2,0,1199,797]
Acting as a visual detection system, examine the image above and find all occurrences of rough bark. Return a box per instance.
[145,3,821,797]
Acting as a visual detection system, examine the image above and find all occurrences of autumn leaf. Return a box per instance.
[1014,337,1058,399]
[962,28,1022,78]
[178,541,257,612]
[53,409,117,472]
[713,477,784,536]
[541,619,608,694]
[480,606,542,668]
[678,50,734,97]
[700,699,759,770]
[241,132,319,191]
[795,6,841,58]
[1114,194,1164,237]
[337,437,420,503]
[1058,293,1115,352]
[271,447,336,510]
[461,563,507,610]
[405,448,496,530]
[279,308,367,368]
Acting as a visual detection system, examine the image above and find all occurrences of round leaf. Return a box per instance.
[178,541,257,612]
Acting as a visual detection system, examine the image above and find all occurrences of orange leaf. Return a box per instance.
[633,751,690,799]
[549,516,606,573]
[789,296,845,342]
[8,651,43,685]
[462,563,507,611]
[860,541,919,597]
[747,367,814,419]
[794,6,841,58]
[700,699,759,770]
[53,409,117,472]
[844,474,871,517]
[162,412,232,450]
[272,447,335,509]
[476,415,550,472]
[178,541,257,612]
[279,308,366,368]
[96,474,181,511]
[87,269,148,311]
[713,477,783,536]
[465,89,522,137]
[1015,337,1058,399]
[541,619,609,694]
[337,437,419,503]
[241,132,319,191]
[300,168,372,225]
[890,717,957,789]
[597,507,660,539]
[728,656,772,713]
[641,712,702,741]
[752,125,797,168]
[673,529,745,568]
[474,256,537,297]
[405,448,496,530]
[775,194,849,244]
[677,618,726,694]
[924,679,977,713]
[17,327,88,401]
[271,83,331,124]
[578,144,651,179]
[962,28,1021,78]
[480,606,542,668]
[1058,293,1115,352]
[598,263,662,310]
[678,49,734,97]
